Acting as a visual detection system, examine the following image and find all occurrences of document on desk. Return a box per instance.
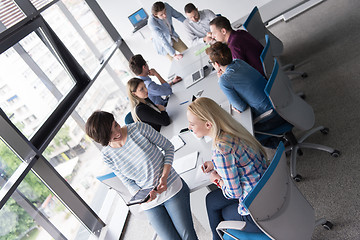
[170,135,185,152]
[173,151,198,174]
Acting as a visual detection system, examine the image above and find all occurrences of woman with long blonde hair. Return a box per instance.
[187,97,267,240]
[127,77,170,131]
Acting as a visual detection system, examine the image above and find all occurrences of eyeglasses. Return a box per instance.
[208,60,214,65]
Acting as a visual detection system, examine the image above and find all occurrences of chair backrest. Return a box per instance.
[243,7,266,46]
[260,35,274,79]
[265,59,315,131]
[243,7,284,57]
[244,142,316,240]
[124,111,134,124]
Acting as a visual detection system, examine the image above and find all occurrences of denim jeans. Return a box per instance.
[144,178,198,240]
[206,188,262,240]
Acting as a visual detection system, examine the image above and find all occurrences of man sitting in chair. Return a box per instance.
[209,16,265,77]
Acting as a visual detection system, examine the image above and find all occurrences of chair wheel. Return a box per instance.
[293,174,302,182]
[331,150,341,158]
[297,149,303,156]
[301,73,308,78]
[320,128,329,134]
[322,221,333,230]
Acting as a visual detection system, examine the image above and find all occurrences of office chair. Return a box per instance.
[97,172,158,240]
[124,111,134,124]
[254,59,340,181]
[260,34,305,99]
[216,142,333,240]
[243,6,307,78]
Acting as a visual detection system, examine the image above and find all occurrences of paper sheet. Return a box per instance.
[170,135,185,151]
[172,151,198,174]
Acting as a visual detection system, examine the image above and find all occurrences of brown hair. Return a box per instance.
[127,78,145,122]
[209,16,232,31]
[184,3,196,13]
[85,111,114,146]
[205,42,232,66]
[152,2,165,16]
[129,54,146,75]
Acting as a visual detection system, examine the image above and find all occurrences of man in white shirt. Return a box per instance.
[183,3,216,46]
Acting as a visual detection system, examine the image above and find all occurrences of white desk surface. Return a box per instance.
[161,43,253,192]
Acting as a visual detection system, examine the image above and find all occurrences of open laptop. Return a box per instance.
[128,8,148,33]
[184,67,205,89]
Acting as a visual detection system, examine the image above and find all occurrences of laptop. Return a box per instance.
[128,8,148,33]
[184,67,205,89]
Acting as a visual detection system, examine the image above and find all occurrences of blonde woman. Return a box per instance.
[127,77,170,131]
[187,97,267,240]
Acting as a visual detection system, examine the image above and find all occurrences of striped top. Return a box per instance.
[212,131,267,215]
[102,122,180,195]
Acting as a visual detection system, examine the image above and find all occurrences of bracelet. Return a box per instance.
[214,178,222,188]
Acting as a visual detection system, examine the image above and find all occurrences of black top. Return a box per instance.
[135,98,170,131]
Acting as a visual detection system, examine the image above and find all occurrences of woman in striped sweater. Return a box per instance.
[86,111,198,240]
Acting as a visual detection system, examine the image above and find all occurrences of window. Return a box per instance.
[0,0,133,239]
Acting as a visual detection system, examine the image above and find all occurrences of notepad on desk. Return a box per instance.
[172,151,198,174]
[170,135,185,152]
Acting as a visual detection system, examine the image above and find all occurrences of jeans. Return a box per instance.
[206,188,262,240]
[144,178,198,240]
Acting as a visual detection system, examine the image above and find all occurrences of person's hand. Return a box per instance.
[231,106,241,113]
[173,54,183,60]
[201,161,214,173]
[146,189,158,203]
[156,104,166,111]
[209,171,221,183]
[172,76,182,84]
[148,68,158,76]
[156,177,168,194]
[217,68,224,77]
[203,33,213,44]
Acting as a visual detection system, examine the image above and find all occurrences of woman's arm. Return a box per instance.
[212,146,243,199]
[137,122,174,166]
[136,103,171,126]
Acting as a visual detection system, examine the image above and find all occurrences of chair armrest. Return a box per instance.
[253,109,274,124]
[216,221,246,240]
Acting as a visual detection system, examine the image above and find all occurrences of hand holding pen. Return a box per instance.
[201,160,214,173]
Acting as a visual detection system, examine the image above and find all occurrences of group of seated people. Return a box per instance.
[85,2,288,240]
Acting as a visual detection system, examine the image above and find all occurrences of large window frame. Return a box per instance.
[0,0,133,238]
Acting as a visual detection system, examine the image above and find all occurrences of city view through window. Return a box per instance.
[0,0,133,239]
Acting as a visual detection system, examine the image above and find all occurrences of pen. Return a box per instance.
[180,100,189,105]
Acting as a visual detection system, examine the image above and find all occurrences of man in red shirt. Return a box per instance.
[209,16,265,77]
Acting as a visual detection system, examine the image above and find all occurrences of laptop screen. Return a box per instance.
[128,8,148,27]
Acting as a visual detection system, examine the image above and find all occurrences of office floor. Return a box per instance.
[120,0,360,239]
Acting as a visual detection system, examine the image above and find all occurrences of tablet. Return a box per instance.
[126,187,154,206]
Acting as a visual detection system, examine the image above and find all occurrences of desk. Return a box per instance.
[161,43,253,230]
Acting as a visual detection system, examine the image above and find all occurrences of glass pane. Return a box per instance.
[42,0,114,78]
[30,0,55,10]
[0,170,90,240]
[0,29,75,139]
[0,0,26,33]
[0,137,23,190]
[62,0,114,54]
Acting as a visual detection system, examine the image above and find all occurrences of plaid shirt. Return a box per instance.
[212,131,267,215]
